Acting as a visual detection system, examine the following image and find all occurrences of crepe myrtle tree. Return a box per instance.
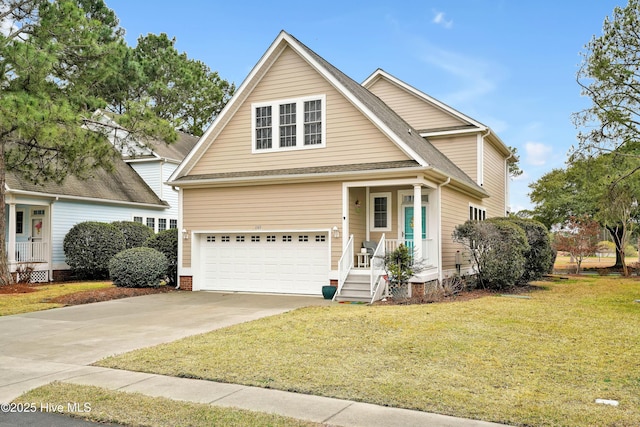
[554,215,601,274]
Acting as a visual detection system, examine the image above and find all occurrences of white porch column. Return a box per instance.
[7,203,16,265]
[413,184,422,261]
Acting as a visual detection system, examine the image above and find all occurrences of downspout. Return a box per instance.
[438,177,450,283]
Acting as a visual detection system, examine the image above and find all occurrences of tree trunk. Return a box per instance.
[0,145,13,285]
[606,225,626,272]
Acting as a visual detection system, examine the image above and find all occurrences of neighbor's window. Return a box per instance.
[133,216,143,224]
[169,219,177,229]
[146,217,155,231]
[253,95,325,152]
[158,218,167,232]
[370,192,392,231]
[16,211,24,234]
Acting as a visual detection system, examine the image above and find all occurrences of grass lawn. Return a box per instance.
[16,382,319,427]
[0,281,113,316]
[96,276,640,427]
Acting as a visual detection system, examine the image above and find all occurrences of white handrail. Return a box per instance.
[370,234,386,296]
[335,234,354,300]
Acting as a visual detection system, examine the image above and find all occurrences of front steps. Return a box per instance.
[335,270,371,303]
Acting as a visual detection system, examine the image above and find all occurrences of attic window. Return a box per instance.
[252,95,326,153]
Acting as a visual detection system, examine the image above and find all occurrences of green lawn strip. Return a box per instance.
[97,277,640,427]
[0,282,113,316]
[14,382,318,427]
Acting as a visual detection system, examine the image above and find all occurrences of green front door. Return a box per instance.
[404,206,427,240]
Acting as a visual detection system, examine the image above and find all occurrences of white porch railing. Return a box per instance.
[14,242,48,263]
[335,234,354,299]
[385,238,433,264]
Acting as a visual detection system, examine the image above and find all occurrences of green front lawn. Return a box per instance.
[96,277,640,427]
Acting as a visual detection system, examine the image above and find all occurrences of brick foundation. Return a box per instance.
[179,276,193,291]
[329,279,338,286]
[52,269,75,282]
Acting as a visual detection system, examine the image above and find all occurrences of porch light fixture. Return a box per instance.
[332,226,340,238]
[182,229,189,240]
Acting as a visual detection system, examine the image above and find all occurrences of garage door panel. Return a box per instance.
[199,232,328,295]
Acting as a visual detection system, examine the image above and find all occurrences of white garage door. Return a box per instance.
[198,232,329,295]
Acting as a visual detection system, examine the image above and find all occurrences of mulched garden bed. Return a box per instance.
[48,285,176,305]
[0,281,176,305]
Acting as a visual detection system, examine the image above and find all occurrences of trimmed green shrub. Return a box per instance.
[63,222,126,279]
[145,228,178,285]
[492,217,554,282]
[111,221,155,249]
[109,247,168,288]
[453,219,529,290]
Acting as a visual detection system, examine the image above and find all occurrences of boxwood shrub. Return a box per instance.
[63,222,126,279]
[111,221,155,249]
[145,228,178,285]
[109,247,168,288]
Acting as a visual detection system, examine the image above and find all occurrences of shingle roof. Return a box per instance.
[6,156,168,207]
[172,160,422,183]
[128,131,199,163]
[285,32,486,195]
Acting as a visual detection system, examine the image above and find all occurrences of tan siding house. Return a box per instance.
[169,31,513,300]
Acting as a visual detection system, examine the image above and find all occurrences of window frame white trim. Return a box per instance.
[251,94,326,153]
[370,192,392,232]
[469,203,486,221]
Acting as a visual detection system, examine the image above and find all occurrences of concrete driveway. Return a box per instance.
[0,291,330,403]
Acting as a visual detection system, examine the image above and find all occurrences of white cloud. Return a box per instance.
[524,142,553,166]
[432,11,453,29]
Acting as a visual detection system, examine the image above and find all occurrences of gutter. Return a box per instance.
[6,189,169,209]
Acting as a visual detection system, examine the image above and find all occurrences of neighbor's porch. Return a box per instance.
[5,202,51,282]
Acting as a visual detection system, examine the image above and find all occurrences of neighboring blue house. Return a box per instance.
[4,126,198,282]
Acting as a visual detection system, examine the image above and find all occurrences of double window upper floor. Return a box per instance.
[252,94,326,153]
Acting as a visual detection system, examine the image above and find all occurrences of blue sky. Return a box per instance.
[104,0,624,212]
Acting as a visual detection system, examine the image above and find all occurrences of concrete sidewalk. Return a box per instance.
[58,366,508,427]
[0,292,510,427]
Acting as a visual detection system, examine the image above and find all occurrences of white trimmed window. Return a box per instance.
[252,95,326,152]
[370,192,392,231]
[469,204,486,221]
[158,218,167,232]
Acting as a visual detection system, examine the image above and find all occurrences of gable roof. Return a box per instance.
[5,152,168,208]
[170,31,487,196]
[363,69,511,156]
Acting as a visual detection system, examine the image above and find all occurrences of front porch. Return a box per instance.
[334,181,441,303]
[5,202,51,283]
